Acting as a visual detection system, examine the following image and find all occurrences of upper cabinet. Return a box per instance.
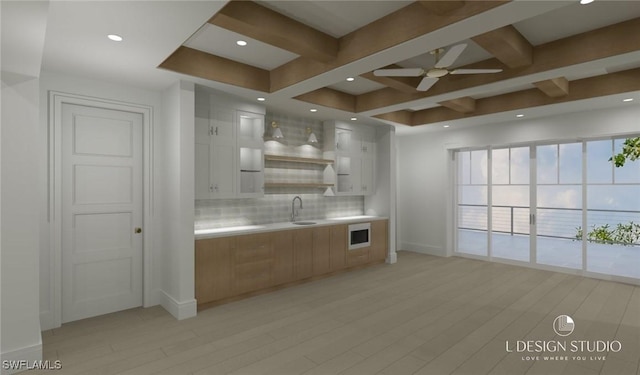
[195,90,265,200]
[324,121,377,196]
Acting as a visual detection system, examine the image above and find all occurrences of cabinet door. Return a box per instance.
[336,128,353,153]
[312,227,331,276]
[359,128,376,156]
[234,233,273,293]
[195,237,235,304]
[347,248,370,267]
[273,230,294,285]
[210,107,236,198]
[329,225,347,271]
[361,158,374,195]
[370,220,388,262]
[293,229,313,280]
[237,111,264,198]
[195,117,212,199]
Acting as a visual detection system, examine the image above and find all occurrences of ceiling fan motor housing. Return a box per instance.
[427,68,449,78]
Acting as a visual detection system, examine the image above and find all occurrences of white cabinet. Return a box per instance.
[324,122,376,196]
[237,110,264,198]
[195,94,265,199]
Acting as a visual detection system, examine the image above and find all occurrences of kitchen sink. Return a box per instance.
[292,221,316,225]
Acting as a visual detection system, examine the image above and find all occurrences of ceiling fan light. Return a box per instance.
[426,68,449,78]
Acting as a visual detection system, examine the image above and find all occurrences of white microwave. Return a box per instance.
[348,222,371,250]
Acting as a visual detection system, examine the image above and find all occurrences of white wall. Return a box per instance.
[365,125,398,263]
[159,81,196,320]
[38,71,166,328]
[397,104,640,257]
[1,72,43,368]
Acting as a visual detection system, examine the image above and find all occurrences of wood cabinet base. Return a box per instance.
[195,220,389,310]
[197,259,385,311]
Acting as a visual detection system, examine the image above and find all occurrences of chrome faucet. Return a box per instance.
[291,196,303,222]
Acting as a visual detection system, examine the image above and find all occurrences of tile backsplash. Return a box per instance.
[195,112,365,229]
[195,194,364,229]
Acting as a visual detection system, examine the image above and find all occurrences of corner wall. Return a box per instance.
[159,81,196,320]
[397,104,640,257]
[1,73,43,370]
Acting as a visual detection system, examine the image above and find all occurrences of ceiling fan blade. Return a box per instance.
[450,68,503,75]
[373,68,424,77]
[416,77,439,91]
[435,44,467,68]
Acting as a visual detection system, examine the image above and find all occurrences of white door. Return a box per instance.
[62,103,143,323]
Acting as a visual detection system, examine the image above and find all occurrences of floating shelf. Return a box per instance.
[264,154,334,165]
[264,182,335,188]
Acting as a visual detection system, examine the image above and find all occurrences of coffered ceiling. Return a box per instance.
[158,0,640,130]
[28,0,640,132]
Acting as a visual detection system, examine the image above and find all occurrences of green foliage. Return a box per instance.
[609,137,640,167]
[575,222,640,246]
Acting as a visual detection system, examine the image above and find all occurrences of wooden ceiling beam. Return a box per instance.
[209,1,338,63]
[294,88,356,113]
[374,110,413,126]
[418,1,466,15]
[534,77,569,97]
[408,68,640,126]
[270,1,507,92]
[158,46,270,92]
[439,97,476,113]
[360,65,422,94]
[356,17,640,113]
[471,25,533,68]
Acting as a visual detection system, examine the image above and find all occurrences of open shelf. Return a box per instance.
[264,154,334,165]
[264,182,335,188]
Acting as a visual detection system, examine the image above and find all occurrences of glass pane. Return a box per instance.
[586,186,640,279]
[492,185,529,207]
[537,145,558,184]
[458,151,471,185]
[538,185,582,209]
[587,140,613,184]
[559,143,582,184]
[458,185,487,205]
[492,148,509,185]
[511,147,530,185]
[614,138,640,184]
[471,150,488,185]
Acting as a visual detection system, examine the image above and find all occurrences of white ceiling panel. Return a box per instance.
[260,0,412,38]
[184,23,299,70]
[397,40,495,70]
[515,1,640,46]
[327,77,386,95]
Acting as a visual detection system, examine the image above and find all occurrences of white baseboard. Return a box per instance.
[0,340,43,375]
[386,251,398,264]
[39,310,56,331]
[159,290,197,321]
[400,242,446,257]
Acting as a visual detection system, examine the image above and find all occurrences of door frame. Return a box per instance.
[49,91,154,328]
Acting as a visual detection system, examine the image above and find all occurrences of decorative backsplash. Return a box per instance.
[194,112,365,229]
[195,194,364,229]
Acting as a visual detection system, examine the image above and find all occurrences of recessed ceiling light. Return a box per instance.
[580,0,594,4]
[257,97,265,102]
[350,117,357,121]
[623,98,634,102]
[107,34,123,42]
[310,109,318,112]
[236,40,247,46]
[443,125,450,128]
[516,114,524,118]
[346,77,355,82]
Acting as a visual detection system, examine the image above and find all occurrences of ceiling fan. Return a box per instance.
[373,44,503,92]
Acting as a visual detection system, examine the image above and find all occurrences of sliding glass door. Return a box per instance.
[456,150,488,256]
[491,147,530,262]
[536,143,583,269]
[454,136,639,281]
[586,139,640,279]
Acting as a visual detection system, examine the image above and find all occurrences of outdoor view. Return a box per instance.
[456,137,640,279]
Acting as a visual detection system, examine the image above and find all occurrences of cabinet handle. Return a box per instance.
[215,126,219,136]
[209,184,213,192]
[209,127,213,136]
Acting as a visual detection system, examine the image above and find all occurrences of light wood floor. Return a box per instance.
[38,251,640,375]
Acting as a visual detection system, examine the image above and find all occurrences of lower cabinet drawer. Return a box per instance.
[347,248,370,267]
[234,260,273,294]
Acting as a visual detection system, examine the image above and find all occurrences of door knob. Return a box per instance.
[135,227,142,234]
